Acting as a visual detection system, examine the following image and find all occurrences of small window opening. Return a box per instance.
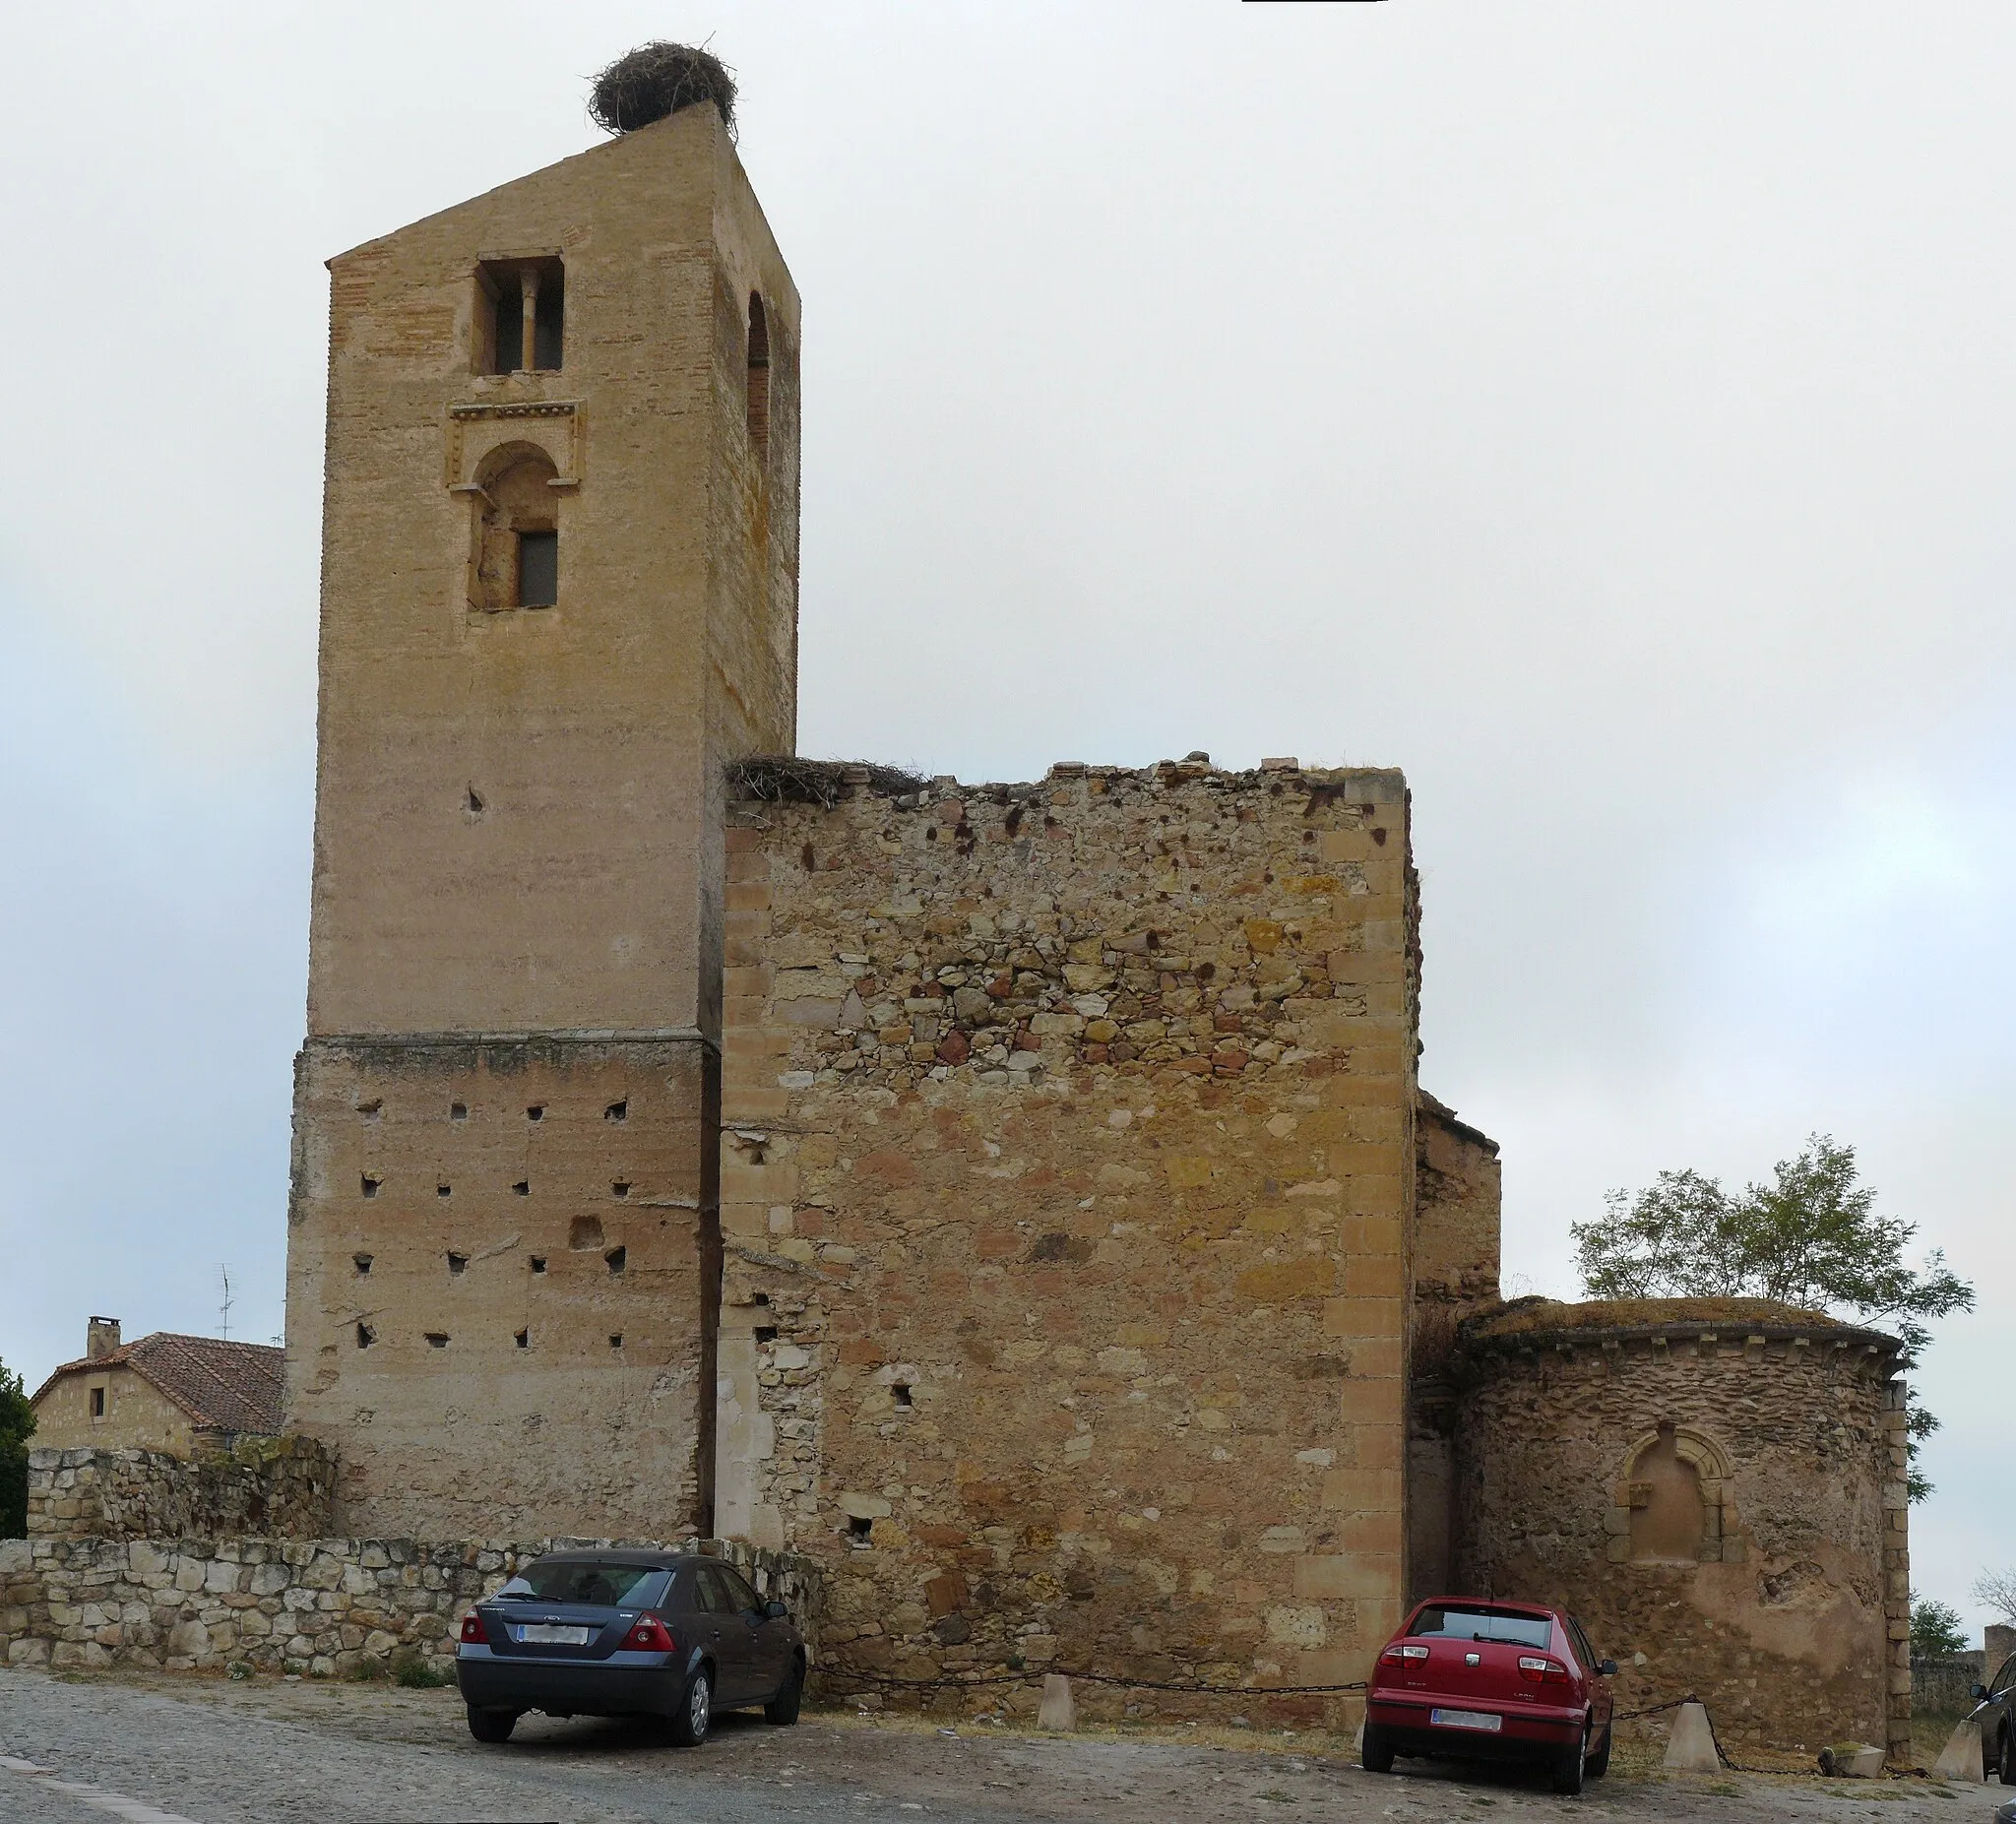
[604,1246,627,1275]
[746,292,771,462]
[570,1216,604,1250]
[515,1329,530,1350]
[450,1101,468,1121]
[355,1323,376,1349]
[893,1382,914,1409]
[90,1387,106,1418]
[352,1253,373,1276]
[437,1182,452,1199]
[604,1100,627,1123]
[611,1180,631,1199]
[752,1291,770,1306]
[512,1180,530,1197]
[447,1252,468,1276]
[534,270,563,370]
[361,1173,381,1199]
[527,1105,544,1122]
[355,1099,382,1119]
[753,1325,779,1344]
[517,530,558,608]
[608,1332,624,1350]
[530,1256,547,1274]
[425,1332,450,1350]
[848,1515,873,1541]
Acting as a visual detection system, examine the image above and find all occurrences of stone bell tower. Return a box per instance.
[284,92,799,1539]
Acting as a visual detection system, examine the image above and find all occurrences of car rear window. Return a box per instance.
[1407,1605,1553,1648]
[502,1561,668,1606]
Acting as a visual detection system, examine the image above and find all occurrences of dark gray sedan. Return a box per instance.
[1972,1647,2016,1785]
[455,1548,806,1746]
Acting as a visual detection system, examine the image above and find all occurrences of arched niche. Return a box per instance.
[469,442,560,613]
[1609,1421,1741,1565]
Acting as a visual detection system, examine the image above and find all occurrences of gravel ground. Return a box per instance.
[0,1665,2006,1824]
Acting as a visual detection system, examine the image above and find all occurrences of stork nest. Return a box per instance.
[589,42,737,137]
[729,756,928,808]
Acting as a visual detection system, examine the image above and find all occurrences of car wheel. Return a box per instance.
[1585,1726,1611,1781]
[1551,1720,1589,1795]
[466,1706,518,1744]
[668,1667,712,1748]
[1360,1723,1395,1775]
[1999,1722,2014,1786]
[764,1656,805,1726]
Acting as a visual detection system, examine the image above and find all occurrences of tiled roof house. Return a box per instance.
[30,1319,284,1458]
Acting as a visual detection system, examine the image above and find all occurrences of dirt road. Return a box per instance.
[0,1667,2002,1823]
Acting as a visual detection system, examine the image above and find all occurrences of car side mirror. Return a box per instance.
[1971,1682,1988,1701]
[764,1599,789,1620]
[1599,1659,1618,1677]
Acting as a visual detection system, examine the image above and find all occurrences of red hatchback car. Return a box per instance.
[1364,1599,1616,1794]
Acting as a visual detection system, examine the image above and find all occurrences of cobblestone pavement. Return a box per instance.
[0,1667,2003,1823]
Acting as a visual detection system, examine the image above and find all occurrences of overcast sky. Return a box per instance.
[1,3,2007,1633]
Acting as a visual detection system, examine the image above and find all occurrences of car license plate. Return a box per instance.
[1430,1708,1503,1732]
[516,1624,594,1645]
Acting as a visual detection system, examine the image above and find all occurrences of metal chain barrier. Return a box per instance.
[819,1667,1369,1696]
[820,1669,1924,1784]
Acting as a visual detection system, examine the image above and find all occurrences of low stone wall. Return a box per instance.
[1914,1652,1987,1720]
[0,1536,818,1680]
[28,1440,336,1541]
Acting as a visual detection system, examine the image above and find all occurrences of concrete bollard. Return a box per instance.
[1038,1672,1076,1731]
[1663,1702,1723,1774]
[1931,1718,1984,1783]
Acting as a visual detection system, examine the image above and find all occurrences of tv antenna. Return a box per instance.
[218,1265,233,1341]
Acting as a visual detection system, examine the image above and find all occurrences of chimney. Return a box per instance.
[87,1316,121,1361]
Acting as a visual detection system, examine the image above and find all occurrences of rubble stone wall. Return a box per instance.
[0,1536,817,1680]
[1403,1101,1502,1602]
[27,1442,336,1542]
[1453,1310,1907,1759]
[715,759,1421,1724]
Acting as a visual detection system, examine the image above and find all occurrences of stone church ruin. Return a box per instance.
[3,61,1910,1763]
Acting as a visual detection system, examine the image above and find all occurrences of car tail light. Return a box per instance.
[1518,1655,1570,1684]
[459,1610,488,1645]
[624,1614,676,1653]
[1379,1643,1430,1666]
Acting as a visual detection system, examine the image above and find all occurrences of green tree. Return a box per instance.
[1911,1593,1970,1658]
[1571,1135,1973,1501]
[0,1355,33,1537]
